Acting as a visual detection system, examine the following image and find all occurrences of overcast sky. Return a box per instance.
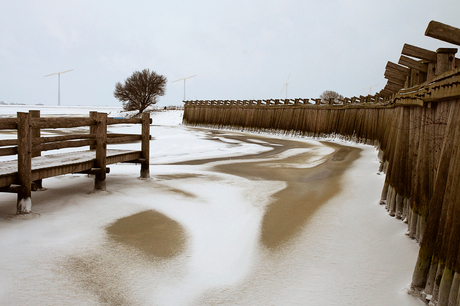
[1,0,459,107]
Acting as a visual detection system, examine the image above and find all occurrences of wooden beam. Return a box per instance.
[386,61,411,76]
[425,20,460,46]
[106,135,142,144]
[33,134,91,145]
[94,113,107,190]
[398,55,428,73]
[387,80,405,89]
[34,139,94,153]
[0,146,17,156]
[401,43,437,62]
[30,110,43,189]
[384,76,405,87]
[122,158,147,164]
[0,183,38,193]
[107,117,144,125]
[76,167,110,175]
[0,139,18,147]
[140,112,150,179]
[16,112,32,213]
[385,65,411,79]
[90,111,97,150]
[31,117,95,129]
[385,82,403,92]
[384,69,407,84]
[0,119,17,130]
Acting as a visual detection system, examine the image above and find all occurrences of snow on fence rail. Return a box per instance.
[182,20,460,305]
[0,111,151,214]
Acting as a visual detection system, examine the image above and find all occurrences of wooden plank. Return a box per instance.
[33,134,91,144]
[77,167,110,175]
[107,135,142,144]
[34,139,94,153]
[402,43,437,62]
[107,118,142,125]
[385,82,403,92]
[398,55,428,73]
[106,151,141,164]
[0,139,18,147]
[0,146,17,156]
[0,173,17,188]
[384,71,407,85]
[425,20,460,46]
[386,61,411,76]
[0,119,17,130]
[32,160,95,181]
[385,65,410,81]
[31,117,95,129]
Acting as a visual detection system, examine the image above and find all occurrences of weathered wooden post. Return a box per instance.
[30,110,43,189]
[435,48,457,75]
[141,112,150,179]
[89,111,97,150]
[94,112,107,190]
[17,112,32,213]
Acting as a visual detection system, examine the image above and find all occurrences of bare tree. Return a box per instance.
[114,69,167,115]
[320,90,344,103]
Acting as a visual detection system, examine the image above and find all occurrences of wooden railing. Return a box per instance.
[0,111,151,214]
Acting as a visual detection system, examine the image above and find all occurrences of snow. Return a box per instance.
[0,106,424,305]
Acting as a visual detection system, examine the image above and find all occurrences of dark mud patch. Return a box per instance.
[106,210,186,259]
[213,136,361,250]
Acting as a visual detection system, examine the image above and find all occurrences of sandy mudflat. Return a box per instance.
[106,130,358,258]
[182,131,361,250]
[0,122,423,305]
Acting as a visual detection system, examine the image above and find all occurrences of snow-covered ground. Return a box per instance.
[0,106,423,305]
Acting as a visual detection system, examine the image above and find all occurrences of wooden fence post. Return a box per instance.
[94,112,107,190]
[89,111,97,150]
[30,110,43,189]
[436,48,457,75]
[141,112,150,178]
[17,112,32,213]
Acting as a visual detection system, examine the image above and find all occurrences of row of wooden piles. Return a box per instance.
[183,21,460,305]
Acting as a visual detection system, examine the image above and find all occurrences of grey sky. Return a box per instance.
[1,0,459,107]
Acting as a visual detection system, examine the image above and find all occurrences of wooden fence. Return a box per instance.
[0,111,151,214]
[182,21,460,305]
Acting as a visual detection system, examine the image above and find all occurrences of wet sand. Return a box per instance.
[208,132,361,249]
[105,129,361,259]
[106,210,186,259]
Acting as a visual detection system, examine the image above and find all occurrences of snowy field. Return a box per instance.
[0,106,423,305]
